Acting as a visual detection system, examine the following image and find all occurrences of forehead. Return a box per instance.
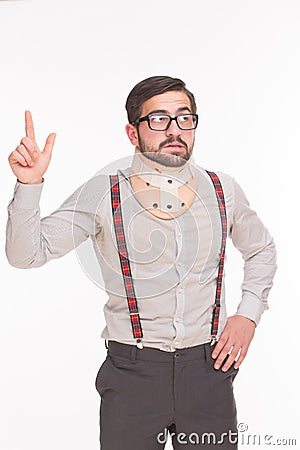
[141,91,191,115]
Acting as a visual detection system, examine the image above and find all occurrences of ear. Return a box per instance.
[125,124,139,146]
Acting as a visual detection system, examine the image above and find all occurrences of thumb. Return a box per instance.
[43,133,56,156]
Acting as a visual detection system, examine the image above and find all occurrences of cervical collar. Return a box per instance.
[130,149,198,216]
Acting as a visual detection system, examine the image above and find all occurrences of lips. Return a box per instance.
[159,137,187,155]
[165,144,184,148]
[163,144,185,154]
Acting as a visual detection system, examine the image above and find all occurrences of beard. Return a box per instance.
[137,134,194,168]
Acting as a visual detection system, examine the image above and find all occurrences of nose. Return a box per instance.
[165,118,182,137]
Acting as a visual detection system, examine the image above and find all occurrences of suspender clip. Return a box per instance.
[136,339,143,349]
[210,335,217,346]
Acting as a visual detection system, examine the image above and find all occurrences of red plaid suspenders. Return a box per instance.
[110,175,144,348]
[205,171,228,344]
[109,171,227,348]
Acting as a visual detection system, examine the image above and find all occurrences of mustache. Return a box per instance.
[158,137,188,150]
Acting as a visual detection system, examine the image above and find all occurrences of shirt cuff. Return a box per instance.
[9,179,44,210]
[235,291,269,326]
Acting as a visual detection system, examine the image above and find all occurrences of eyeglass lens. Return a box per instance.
[148,114,197,130]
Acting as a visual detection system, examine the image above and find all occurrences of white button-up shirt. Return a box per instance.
[6,160,277,352]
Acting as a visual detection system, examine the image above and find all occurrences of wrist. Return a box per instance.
[18,177,44,184]
[233,314,257,327]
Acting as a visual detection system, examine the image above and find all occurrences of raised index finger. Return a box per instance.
[25,110,36,140]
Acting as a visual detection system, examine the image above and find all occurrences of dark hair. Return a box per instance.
[125,75,197,124]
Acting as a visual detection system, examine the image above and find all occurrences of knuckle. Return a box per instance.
[238,355,245,364]
[218,336,227,345]
[224,344,233,353]
[230,352,238,361]
[12,149,20,158]
[240,348,247,357]
[218,352,227,362]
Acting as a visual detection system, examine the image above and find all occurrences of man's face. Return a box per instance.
[126,91,197,168]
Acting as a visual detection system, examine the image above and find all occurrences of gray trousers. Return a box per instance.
[95,341,239,449]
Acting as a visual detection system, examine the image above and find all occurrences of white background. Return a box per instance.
[0,0,299,448]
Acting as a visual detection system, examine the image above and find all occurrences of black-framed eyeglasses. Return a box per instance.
[132,113,198,131]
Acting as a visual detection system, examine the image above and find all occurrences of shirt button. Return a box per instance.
[178,288,183,294]
[176,317,181,322]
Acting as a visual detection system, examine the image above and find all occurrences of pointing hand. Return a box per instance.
[8,111,56,184]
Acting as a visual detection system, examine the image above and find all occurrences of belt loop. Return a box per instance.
[130,346,137,364]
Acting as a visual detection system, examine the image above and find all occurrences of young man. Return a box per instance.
[6,76,277,449]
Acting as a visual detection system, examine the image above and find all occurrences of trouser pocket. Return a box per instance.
[95,355,110,393]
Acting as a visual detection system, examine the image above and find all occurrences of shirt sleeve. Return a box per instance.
[229,177,277,325]
[5,176,104,269]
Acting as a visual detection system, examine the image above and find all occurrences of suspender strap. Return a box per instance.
[109,175,143,346]
[205,171,228,343]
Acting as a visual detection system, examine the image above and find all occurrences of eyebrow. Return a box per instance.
[147,106,192,115]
